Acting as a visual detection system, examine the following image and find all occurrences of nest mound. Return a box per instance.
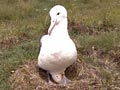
[9,59,102,90]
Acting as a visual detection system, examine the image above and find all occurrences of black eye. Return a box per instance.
[57,12,60,15]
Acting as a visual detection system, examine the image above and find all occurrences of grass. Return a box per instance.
[0,0,120,90]
[75,31,119,51]
[0,40,38,89]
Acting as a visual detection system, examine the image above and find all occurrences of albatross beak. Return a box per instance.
[48,18,57,35]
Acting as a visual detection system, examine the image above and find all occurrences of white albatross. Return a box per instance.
[38,5,77,85]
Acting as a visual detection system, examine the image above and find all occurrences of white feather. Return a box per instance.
[38,5,77,82]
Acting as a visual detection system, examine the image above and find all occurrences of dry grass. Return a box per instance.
[9,59,102,90]
[9,46,120,90]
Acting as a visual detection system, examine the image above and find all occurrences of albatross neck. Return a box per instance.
[50,18,69,39]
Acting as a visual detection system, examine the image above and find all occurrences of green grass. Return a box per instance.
[75,31,120,51]
[0,40,38,89]
[0,0,120,90]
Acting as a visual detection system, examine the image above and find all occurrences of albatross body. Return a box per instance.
[38,5,77,84]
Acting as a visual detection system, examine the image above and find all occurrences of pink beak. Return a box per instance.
[48,19,57,35]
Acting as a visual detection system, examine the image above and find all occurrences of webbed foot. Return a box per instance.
[59,75,71,85]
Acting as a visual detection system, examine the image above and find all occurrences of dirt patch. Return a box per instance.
[0,32,31,50]
[9,59,102,90]
[108,47,120,68]
[68,21,120,36]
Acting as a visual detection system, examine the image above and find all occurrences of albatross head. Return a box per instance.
[48,5,67,35]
